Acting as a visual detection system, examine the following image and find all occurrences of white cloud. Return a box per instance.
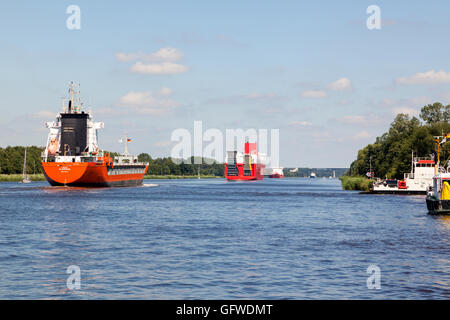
[116,47,183,62]
[157,87,173,96]
[290,121,313,126]
[130,62,188,75]
[379,96,430,116]
[337,115,368,125]
[396,70,450,85]
[327,77,352,91]
[204,92,285,105]
[336,114,385,127]
[353,130,372,140]
[119,89,179,115]
[301,90,328,98]
[244,93,280,100]
[392,107,419,116]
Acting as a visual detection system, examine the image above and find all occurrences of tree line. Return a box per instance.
[0,147,224,177]
[348,102,450,179]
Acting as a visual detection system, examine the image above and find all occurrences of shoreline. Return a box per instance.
[0,174,343,182]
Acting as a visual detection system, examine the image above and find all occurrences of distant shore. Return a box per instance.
[144,175,221,179]
[1,174,348,182]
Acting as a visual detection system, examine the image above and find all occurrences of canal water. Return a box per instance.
[0,178,448,299]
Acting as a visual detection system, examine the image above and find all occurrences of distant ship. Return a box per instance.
[41,82,149,187]
[268,167,284,178]
[310,172,316,179]
[225,142,265,181]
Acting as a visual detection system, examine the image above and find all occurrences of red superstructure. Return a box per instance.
[41,82,148,187]
[225,142,266,181]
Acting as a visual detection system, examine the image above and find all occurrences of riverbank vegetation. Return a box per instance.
[0,146,225,177]
[342,102,449,190]
[0,174,46,182]
[340,176,372,191]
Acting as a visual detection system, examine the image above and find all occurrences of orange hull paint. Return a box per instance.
[41,162,148,187]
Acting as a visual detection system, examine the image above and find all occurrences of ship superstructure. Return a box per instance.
[41,82,148,187]
[225,142,266,181]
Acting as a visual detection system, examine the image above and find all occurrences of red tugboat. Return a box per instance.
[225,142,266,181]
[41,82,149,187]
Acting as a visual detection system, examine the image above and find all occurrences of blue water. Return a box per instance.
[0,178,448,299]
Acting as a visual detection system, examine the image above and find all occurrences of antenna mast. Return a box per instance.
[68,82,81,113]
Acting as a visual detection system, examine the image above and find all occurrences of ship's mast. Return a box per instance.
[68,82,81,113]
[434,133,450,174]
[123,135,130,156]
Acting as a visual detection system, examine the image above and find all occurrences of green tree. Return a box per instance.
[420,102,448,124]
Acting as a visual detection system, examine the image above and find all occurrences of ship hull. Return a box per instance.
[426,197,450,215]
[366,190,427,195]
[225,163,265,181]
[268,174,284,178]
[41,162,148,187]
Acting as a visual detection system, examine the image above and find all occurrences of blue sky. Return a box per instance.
[1,1,450,167]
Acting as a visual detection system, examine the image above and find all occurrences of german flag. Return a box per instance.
[127,138,132,142]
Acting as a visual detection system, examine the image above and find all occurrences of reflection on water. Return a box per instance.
[0,178,448,299]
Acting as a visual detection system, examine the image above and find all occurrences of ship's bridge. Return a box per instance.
[404,157,435,180]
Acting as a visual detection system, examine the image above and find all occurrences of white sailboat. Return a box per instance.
[21,148,31,184]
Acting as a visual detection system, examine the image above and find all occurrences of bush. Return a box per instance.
[340,176,372,191]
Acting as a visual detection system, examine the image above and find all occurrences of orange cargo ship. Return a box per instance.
[41,82,148,187]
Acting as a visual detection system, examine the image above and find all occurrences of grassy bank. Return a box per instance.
[340,176,372,191]
[0,174,46,182]
[144,175,222,179]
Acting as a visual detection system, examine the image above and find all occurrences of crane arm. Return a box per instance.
[440,133,450,145]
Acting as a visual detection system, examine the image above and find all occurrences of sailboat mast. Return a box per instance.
[23,148,27,178]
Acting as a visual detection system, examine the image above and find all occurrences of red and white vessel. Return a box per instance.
[268,167,284,178]
[225,142,266,181]
[370,156,435,194]
[41,82,148,187]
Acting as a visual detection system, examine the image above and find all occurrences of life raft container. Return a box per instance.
[398,180,407,189]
